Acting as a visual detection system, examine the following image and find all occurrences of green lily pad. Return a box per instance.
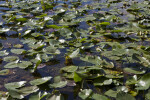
[44,46,60,54]
[105,89,117,98]
[4,61,18,68]
[0,69,10,75]
[116,92,136,100]
[13,44,24,48]
[60,66,78,73]
[16,18,27,22]
[92,94,110,100]
[3,56,19,62]
[11,49,26,54]
[29,92,41,100]
[123,67,146,74]
[126,75,138,85]
[145,89,150,100]
[73,72,82,82]
[136,73,150,90]
[78,89,92,100]
[0,28,10,33]
[18,61,32,69]
[46,90,64,100]
[30,76,52,86]
[69,48,80,58]
[4,81,26,90]
[8,90,25,99]
[100,22,110,26]
[0,50,9,56]
[49,76,67,88]
[49,81,67,88]
[17,86,39,94]
[94,77,113,86]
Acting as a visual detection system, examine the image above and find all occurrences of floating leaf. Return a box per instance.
[46,25,68,29]
[78,89,92,100]
[0,50,9,56]
[13,44,24,48]
[60,66,78,73]
[18,61,32,69]
[49,81,67,88]
[0,69,10,75]
[73,72,82,82]
[69,48,80,58]
[145,89,150,100]
[17,86,39,94]
[29,92,41,100]
[100,22,110,26]
[4,61,18,68]
[136,73,150,90]
[46,90,64,100]
[94,77,113,86]
[123,67,146,74]
[126,75,138,85]
[105,89,117,98]
[116,92,136,100]
[16,18,27,22]
[0,28,10,33]
[4,81,26,90]
[3,56,19,62]
[30,76,52,86]
[11,49,26,54]
[49,76,67,88]
[92,93,110,100]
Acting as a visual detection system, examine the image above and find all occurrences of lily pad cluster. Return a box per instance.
[0,0,150,100]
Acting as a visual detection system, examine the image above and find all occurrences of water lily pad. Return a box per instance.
[49,76,67,88]
[4,81,26,90]
[29,92,43,100]
[13,44,24,48]
[11,49,26,54]
[69,48,80,58]
[16,18,27,22]
[44,46,60,54]
[0,28,10,33]
[30,76,52,86]
[94,77,113,86]
[123,67,146,74]
[126,75,138,85]
[78,89,92,100]
[116,92,136,100]
[49,81,67,88]
[60,66,78,73]
[73,72,82,82]
[4,61,18,68]
[100,22,110,26]
[0,69,10,75]
[92,94,110,100]
[3,56,19,62]
[105,89,117,98]
[17,86,39,94]
[46,90,64,100]
[18,61,32,69]
[136,73,150,90]
[0,50,9,56]
[145,89,150,100]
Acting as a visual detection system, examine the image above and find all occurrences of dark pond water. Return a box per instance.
[0,0,150,100]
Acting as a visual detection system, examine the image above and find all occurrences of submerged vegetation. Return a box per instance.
[0,0,150,99]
